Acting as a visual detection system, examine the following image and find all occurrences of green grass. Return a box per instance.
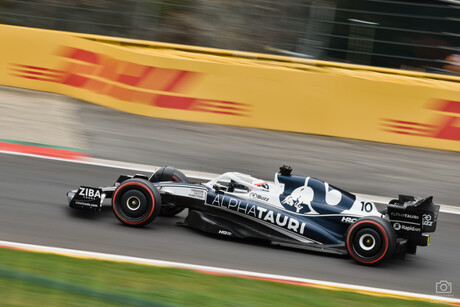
[0,247,447,307]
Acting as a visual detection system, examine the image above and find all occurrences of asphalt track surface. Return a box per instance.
[1,153,459,298]
[1,87,460,298]
[2,86,460,205]
[76,101,460,207]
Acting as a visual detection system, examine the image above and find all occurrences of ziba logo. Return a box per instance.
[78,187,101,199]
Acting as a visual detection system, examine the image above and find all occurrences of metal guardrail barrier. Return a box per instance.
[0,0,458,75]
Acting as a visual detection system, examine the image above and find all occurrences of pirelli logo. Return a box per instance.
[9,46,249,117]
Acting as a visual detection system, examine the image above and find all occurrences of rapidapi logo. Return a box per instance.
[9,46,249,116]
[380,100,460,142]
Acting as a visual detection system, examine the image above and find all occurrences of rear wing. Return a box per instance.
[387,195,440,234]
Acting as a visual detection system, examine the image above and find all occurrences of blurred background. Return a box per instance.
[1,1,460,305]
[1,0,459,75]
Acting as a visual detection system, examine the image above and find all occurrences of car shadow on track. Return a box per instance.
[179,226,422,268]
[65,204,185,226]
[182,226,348,262]
[65,204,114,221]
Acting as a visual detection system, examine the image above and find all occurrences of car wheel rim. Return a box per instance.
[126,196,141,211]
[358,234,376,251]
[119,189,148,220]
[352,228,382,258]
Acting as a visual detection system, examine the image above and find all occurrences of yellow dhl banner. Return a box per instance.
[1,25,460,151]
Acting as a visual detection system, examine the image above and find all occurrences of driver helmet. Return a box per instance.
[252,179,269,190]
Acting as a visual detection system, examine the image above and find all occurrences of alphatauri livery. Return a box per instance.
[67,166,440,265]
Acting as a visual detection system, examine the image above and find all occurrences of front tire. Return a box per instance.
[151,166,189,217]
[346,217,396,265]
[112,179,161,227]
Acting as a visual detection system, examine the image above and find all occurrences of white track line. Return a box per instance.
[0,240,458,303]
[1,149,459,215]
[1,150,460,303]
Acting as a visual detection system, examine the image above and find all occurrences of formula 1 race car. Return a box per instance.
[67,165,439,265]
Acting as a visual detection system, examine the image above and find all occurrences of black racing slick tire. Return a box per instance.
[151,166,189,217]
[112,179,161,227]
[346,217,396,265]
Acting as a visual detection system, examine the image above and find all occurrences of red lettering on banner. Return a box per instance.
[59,48,99,87]
[162,70,192,92]
[56,47,198,94]
[65,48,99,64]
[380,99,460,143]
[96,56,119,82]
[9,64,63,82]
[155,95,195,110]
[435,116,460,141]
[9,46,250,116]
[433,100,460,141]
[117,63,153,87]
[438,100,460,114]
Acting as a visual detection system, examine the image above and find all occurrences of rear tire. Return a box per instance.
[346,217,396,265]
[112,179,161,227]
[151,166,188,217]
